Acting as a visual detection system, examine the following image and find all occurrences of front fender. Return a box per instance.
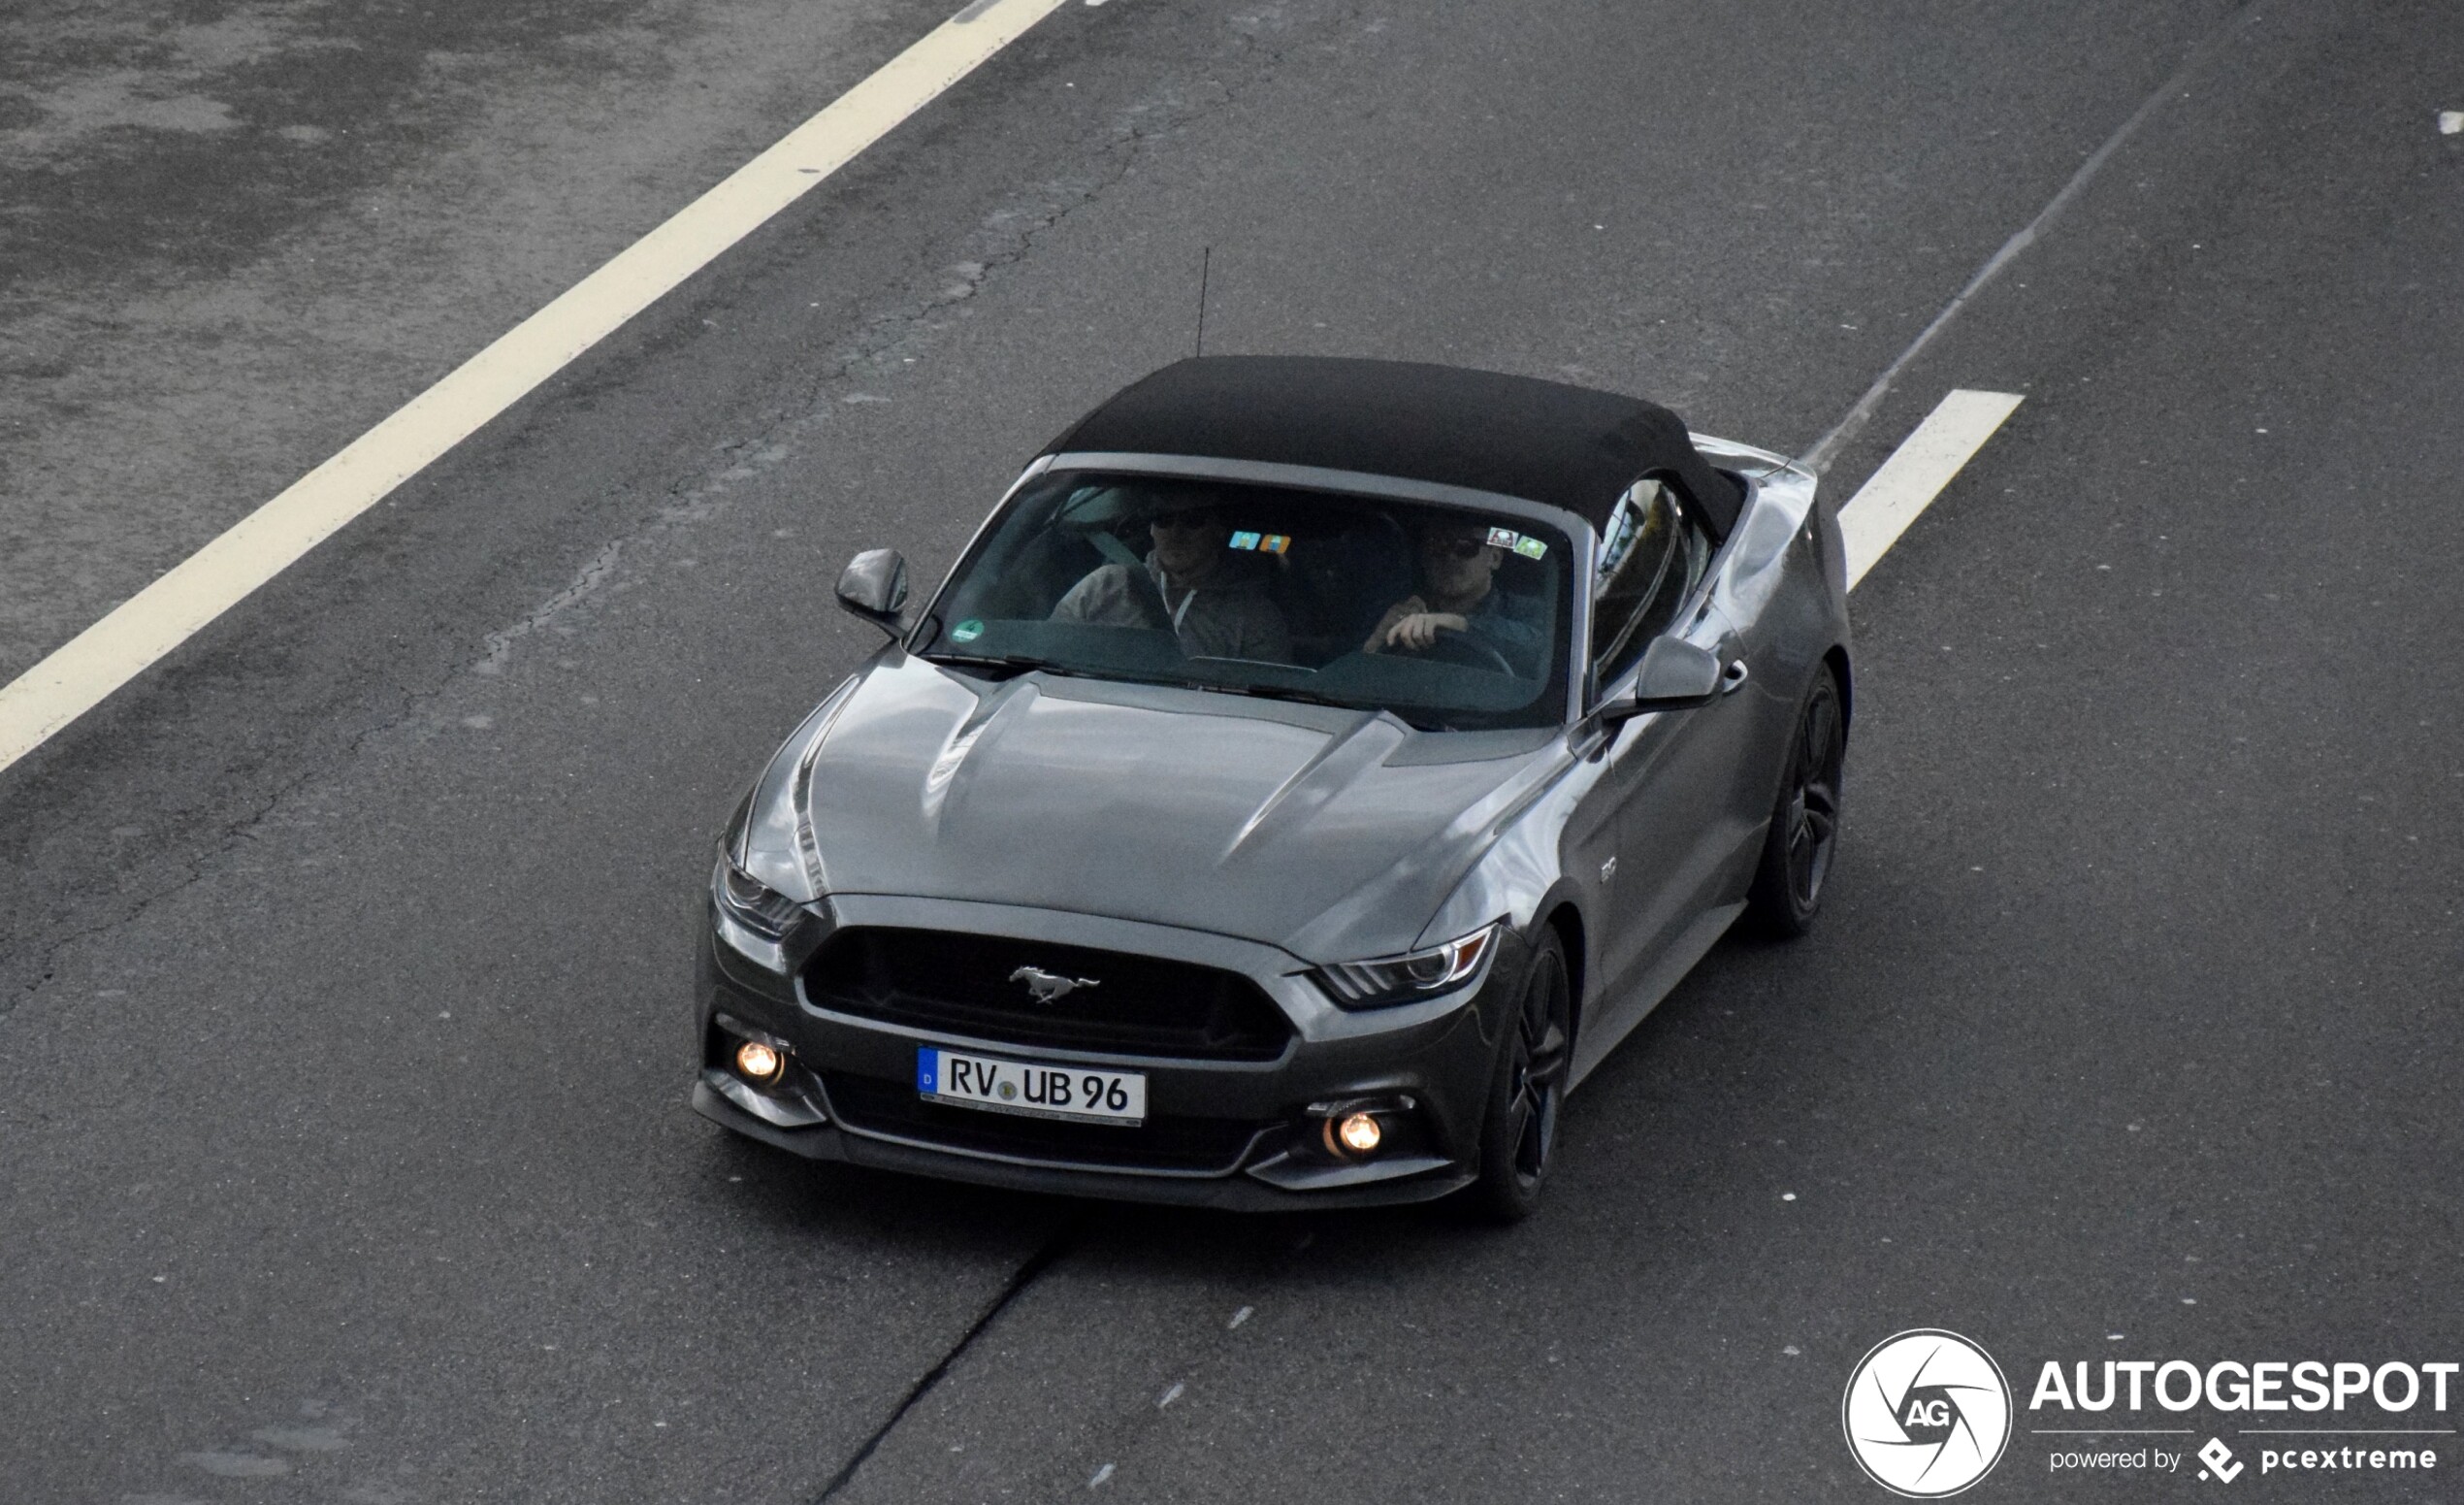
[1413,756,1606,1056]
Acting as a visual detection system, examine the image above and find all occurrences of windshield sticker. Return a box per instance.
[1260,534,1290,555]
[950,618,985,644]
[1479,526,1548,559]
[1228,530,1262,551]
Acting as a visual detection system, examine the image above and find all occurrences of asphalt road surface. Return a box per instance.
[5,0,2462,1501]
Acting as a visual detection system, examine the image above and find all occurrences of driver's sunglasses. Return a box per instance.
[1426,535,1490,560]
[1148,511,1217,533]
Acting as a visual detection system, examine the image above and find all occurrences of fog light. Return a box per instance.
[734,1039,786,1086]
[1328,1111,1383,1157]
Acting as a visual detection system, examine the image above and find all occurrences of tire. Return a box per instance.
[1465,929,1572,1223]
[1744,665,1846,938]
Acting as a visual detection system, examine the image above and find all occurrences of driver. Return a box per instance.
[1362,516,1545,669]
[1051,487,1291,662]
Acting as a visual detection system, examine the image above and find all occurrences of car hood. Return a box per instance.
[757,655,1562,961]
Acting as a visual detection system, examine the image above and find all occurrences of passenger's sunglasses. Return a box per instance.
[1425,536,1491,560]
[1148,512,1218,533]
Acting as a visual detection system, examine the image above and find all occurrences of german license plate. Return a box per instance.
[917,1048,1146,1127]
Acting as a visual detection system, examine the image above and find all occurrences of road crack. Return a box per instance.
[812,1209,1089,1504]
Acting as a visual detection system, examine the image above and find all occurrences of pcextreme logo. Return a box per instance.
[1843,1329,2014,1497]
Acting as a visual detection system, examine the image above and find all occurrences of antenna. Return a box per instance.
[1193,246,1212,357]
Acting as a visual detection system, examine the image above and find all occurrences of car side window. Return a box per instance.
[1589,476,1711,698]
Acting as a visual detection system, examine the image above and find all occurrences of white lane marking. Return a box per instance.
[1798,2,2264,475]
[0,0,1071,778]
[1837,389,2024,591]
[2441,111,2463,135]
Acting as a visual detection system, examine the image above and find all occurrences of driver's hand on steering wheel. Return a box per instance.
[1362,596,1424,653]
[1380,610,1471,653]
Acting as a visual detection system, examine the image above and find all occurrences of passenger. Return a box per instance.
[1362,516,1546,669]
[1051,489,1291,662]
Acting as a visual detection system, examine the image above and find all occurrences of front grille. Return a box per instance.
[822,1073,1265,1174]
[802,928,1293,1062]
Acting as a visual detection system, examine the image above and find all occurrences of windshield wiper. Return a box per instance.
[928,657,1372,714]
[919,652,1086,680]
[1209,681,1358,710]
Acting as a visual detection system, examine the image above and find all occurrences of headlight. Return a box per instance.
[712,855,804,940]
[1313,923,1501,1008]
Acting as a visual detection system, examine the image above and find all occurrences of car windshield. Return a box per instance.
[911,471,1575,730]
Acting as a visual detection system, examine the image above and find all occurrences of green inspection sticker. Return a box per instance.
[950,618,985,643]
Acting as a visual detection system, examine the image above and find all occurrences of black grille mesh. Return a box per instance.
[802,928,1292,1062]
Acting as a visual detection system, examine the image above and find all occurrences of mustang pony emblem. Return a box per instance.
[1009,965,1100,1003]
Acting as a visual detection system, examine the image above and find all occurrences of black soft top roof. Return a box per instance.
[1046,356,1745,538]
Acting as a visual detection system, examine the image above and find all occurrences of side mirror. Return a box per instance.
[1601,637,1722,724]
[835,548,909,638]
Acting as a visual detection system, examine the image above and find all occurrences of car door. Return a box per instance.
[1574,479,1765,1067]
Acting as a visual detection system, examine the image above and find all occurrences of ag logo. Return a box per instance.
[1842,1329,2012,1497]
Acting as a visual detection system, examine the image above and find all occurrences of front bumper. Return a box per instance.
[689,895,1519,1210]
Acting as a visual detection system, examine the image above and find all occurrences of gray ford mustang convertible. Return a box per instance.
[693,356,1850,1218]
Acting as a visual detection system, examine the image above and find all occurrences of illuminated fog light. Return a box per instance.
[1331,1111,1383,1157]
[734,1040,786,1086]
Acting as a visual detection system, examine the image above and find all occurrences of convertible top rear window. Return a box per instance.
[913,472,1574,730]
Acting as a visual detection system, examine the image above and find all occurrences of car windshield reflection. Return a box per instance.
[912,473,1573,730]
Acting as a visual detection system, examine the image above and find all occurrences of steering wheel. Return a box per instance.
[1400,628,1518,676]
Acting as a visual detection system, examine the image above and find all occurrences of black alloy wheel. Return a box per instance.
[1746,666,1846,937]
[1468,930,1572,1222]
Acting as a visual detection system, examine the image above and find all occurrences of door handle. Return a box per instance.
[1721,658,1751,694]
